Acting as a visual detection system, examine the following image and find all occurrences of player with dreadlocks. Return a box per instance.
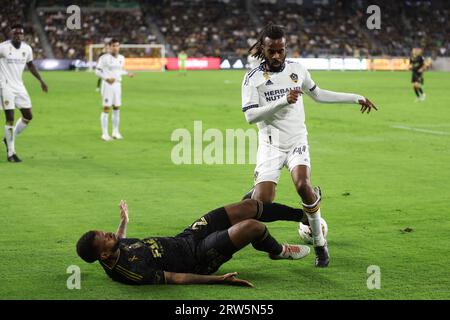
[241,23,377,267]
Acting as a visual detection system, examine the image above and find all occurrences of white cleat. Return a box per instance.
[269,244,311,260]
[420,93,426,101]
[101,134,113,141]
[112,132,123,140]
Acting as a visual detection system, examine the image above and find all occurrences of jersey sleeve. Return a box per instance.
[301,67,316,92]
[241,72,260,112]
[26,46,33,63]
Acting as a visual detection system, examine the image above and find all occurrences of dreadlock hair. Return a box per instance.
[249,23,286,60]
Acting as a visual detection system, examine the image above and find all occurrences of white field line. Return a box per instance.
[391,125,450,136]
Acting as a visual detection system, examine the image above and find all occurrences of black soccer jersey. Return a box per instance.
[410,55,425,73]
[99,237,197,285]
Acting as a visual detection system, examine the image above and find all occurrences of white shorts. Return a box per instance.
[101,81,121,107]
[0,86,32,110]
[253,141,311,185]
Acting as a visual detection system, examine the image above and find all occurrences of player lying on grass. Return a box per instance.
[77,200,311,287]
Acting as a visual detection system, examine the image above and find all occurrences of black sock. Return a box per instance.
[414,88,420,97]
[418,88,423,95]
[255,201,304,222]
[251,227,283,255]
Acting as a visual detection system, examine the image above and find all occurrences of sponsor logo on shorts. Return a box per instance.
[4,100,9,106]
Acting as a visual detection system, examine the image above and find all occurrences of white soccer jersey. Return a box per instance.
[95,53,128,82]
[0,40,33,91]
[242,60,315,151]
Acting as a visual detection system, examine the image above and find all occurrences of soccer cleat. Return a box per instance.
[314,242,330,267]
[101,134,113,141]
[241,186,255,200]
[420,93,426,101]
[269,244,310,260]
[7,154,22,163]
[112,132,123,140]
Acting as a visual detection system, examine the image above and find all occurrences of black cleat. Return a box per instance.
[241,186,255,200]
[314,242,330,267]
[7,154,22,163]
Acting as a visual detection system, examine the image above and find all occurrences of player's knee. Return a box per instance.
[295,178,312,196]
[239,199,258,214]
[241,219,265,236]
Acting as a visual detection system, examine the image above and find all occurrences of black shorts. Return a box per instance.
[412,72,424,84]
[176,207,238,274]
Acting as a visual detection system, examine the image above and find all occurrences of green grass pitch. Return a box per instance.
[1,69,449,300]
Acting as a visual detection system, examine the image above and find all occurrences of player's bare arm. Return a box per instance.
[116,200,129,239]
[164,271,254,287]
[26,61,48,93]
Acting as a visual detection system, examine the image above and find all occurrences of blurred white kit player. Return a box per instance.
[0,24,48,162]
[95,39,134,141]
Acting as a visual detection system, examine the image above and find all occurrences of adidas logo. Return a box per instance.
[265,79,273,85]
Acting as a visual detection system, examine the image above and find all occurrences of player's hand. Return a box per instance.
[40,80,48,93]
[287,89,303,104]
[358,97,377,114]
[128,73,135,78]
[119,200,129,224]
[106,78,115,84]
[221,272,254,288]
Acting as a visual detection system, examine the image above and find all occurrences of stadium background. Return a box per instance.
[1,0,449,300]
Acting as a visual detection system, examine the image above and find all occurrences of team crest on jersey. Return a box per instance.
[290,73,298,83]
[22,52,26,57]
[263,72,270,80]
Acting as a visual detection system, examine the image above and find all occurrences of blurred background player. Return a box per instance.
[95,41,111,92]
[241,24,377,267]
[178,50,187,75]
[410,48,428,102]
[95,39,134,141]
[0,24,48,162]
[76,199,310,286]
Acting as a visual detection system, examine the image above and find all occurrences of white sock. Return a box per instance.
[112,109,120,134]
[4,125,15,157]
[101,112,109,136]
[14,118,28,136]
[306,209,325,247]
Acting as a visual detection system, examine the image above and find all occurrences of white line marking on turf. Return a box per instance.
[391,125,450,136]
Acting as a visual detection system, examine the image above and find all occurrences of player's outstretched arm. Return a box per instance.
[164,271,254,287]
[26,61,48,92]
[116,200,129,239]
[307,86,377,113]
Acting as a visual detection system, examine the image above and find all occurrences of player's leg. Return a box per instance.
[418,75,425,101]
[224,199,305,225]
[291,165,329,267]
[111,84,122,139]
[112,107,121,139]
[15,107,32,138]
[287,142,329,267]
[196,219,310,274]
[101,106,112,141]
[2,89,21,162]
[228,219,309,259]
[101,84,113,141]
[179,199,304,242]
[3,109,19,162]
